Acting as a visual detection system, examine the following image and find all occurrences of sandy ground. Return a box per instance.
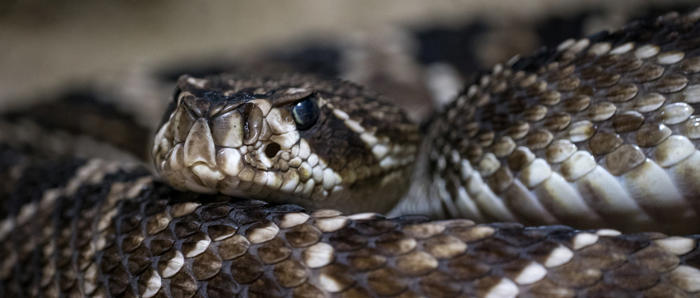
[0,0,695,104]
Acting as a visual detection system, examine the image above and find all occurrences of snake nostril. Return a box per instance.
[265,143,281,158]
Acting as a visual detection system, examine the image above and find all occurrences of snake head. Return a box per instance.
[152,74,420,212]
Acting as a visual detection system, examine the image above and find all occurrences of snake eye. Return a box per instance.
[292,97,319,130]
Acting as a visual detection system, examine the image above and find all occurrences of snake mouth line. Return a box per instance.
[159,139,310,197]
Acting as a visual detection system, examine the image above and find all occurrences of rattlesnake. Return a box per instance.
[2,6,700,298]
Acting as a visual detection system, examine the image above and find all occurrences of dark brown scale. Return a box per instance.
[526,279,574,298]
[522,104,548,122]
[589,131,623,155]
[192,249,223,280]
[605,144,646,176]
[507,147,535,171]
[257,237,292,264]
[634,92,666,112]
[174,216,201,238]
[375,231,416,256]
[108,266,130,295]
[466,143,483,162]
[612,111,645,133]
[293,283,325,297]
[543,112,572,131]
[328,227,369,251]
[525,81,548,97]
[681,56,700,73]
[633,244,682,272]
[492,137,516,157]
[556,75,581,91]
[273,259,308,287]
[470,238,521,264]
[579,65,604,80]
[473,275,511,296]
[486,167,514,193]
[596,53,621,68]
[182,232,210,254]
[610,56,643,73]
[593,72,621,88]
[207,224,237,240]
[636,123,673,147]
[540,90,562,105]
[604,83,639,102]
[347,249,387,271]
[563,94,591,112]
[395,251,438,276]
[127,246,152,275]
[218,235,250,260]
[505,121,530,139]
[525,129,553,150]
[547,64,575,81]
[587,101,616,121]
[367,267,406,295]
[170,271,198,297]
[631,63,666,82]
[643,283,689,298]
[286,222,322,248]
[420,271,464,297]
[477,131,496,147]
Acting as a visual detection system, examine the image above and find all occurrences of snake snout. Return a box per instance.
[153,87,300,196]
[180,116,223,189]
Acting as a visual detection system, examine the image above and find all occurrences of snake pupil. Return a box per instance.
[292,97,319,130]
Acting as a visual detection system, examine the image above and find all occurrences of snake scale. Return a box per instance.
[2,6,700,298]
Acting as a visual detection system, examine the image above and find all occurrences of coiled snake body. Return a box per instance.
[2,7,700,298]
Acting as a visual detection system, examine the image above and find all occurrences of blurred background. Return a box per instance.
[0,0,697,108]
